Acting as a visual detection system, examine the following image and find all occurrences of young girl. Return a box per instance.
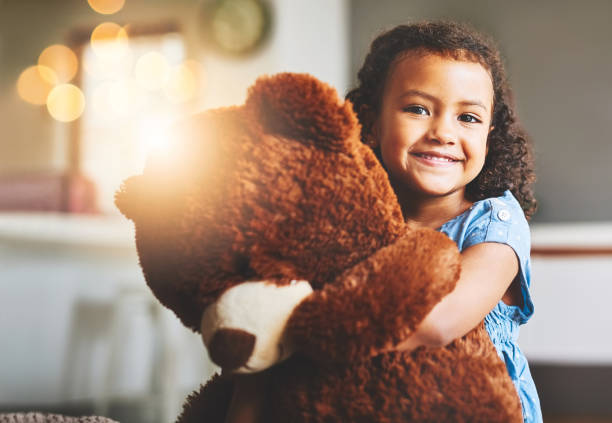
[344,20,542,422]
[226,20,542,423]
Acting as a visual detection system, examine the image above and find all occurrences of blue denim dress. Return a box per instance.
[438,190,543,423]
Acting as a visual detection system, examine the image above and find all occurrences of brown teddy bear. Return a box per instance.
[115,73,522,422]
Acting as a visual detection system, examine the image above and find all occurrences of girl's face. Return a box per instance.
[374,51,494,200]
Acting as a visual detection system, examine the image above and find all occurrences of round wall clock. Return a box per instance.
[201,0,272,56]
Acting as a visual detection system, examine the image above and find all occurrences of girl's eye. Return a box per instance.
[458,114,482,124]
[403,105,429,115]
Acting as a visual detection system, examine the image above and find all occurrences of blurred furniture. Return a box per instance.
[523,222,612,363]
[0,172,97,213]
[522,222,612,419]
[0,213,214,423]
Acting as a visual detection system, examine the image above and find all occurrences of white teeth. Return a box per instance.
[420,154,454,162]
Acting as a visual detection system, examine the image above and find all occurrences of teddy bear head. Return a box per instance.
[115,73,404,333]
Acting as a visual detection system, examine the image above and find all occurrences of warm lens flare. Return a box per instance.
[91,22,129,59]
[134,51,169,91]
[38,44,78,83]
[92,80,132,118]
[163,63,197,103]
[17,65,58,105]
[87,0,125,15]
[138,118,172,155]
[46,84,86,122]
[82,48,134,80]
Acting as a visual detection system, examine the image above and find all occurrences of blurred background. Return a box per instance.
[0,0,610,422]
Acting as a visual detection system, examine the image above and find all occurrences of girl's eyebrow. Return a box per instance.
[399,89,488,112]
[457,100,489,112]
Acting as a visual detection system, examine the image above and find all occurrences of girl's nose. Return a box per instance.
[429,117,457,145]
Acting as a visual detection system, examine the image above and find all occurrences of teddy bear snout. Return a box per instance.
[208,328,256,371]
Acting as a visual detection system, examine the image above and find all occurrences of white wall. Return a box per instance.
[200,0,350,109]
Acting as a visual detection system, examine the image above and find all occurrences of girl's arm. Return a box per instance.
[391,242,519,352]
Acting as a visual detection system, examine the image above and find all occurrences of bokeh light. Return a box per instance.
[46,84,86,122]
[134,52,169,91]
[17,65,58,105]
[87,0,125,15]
[163,63,197,103]
[38,44,78,83]
[90,22,129,59]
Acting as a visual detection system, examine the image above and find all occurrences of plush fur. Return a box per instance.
[116,73,522,422]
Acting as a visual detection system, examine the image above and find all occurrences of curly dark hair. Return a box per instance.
[346,20,537,218]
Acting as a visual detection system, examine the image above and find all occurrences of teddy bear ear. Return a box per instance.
[244,73,359,149]
[115,175,145,221]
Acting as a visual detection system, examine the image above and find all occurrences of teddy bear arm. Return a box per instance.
[175,373,234,423]
[285,228,461,363]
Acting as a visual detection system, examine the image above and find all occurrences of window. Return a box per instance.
[77,24,202,214]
